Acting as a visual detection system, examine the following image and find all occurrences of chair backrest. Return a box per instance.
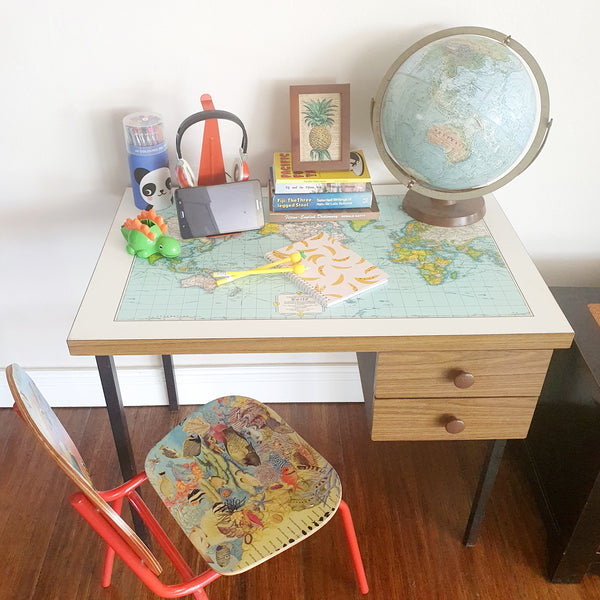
[5,364,161,575]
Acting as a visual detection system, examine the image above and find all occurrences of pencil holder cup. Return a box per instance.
[123,112,173,210]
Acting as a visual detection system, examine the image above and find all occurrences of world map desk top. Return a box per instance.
[67,186,573,355]
[116,192,530,322]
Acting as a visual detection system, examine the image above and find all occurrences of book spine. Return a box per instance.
[267,208,379,223]
[271,189,373,211]
[272,151,370,185]
[274,181,367,194]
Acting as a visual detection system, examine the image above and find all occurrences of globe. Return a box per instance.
[371,27,551,226]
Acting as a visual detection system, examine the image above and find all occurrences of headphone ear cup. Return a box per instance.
[232,158,250,182]
[176,158,196,188]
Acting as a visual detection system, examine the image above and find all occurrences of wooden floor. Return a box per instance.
[2,402,600,600]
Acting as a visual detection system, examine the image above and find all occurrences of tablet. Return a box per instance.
[175,180,264,238]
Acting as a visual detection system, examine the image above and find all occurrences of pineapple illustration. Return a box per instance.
[302,97,337,161]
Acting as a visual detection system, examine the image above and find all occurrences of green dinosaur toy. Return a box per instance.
[121,208,181,260]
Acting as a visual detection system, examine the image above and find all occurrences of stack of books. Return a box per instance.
[268,150,379,223]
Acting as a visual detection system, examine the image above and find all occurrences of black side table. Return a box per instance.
[524,286,600,583]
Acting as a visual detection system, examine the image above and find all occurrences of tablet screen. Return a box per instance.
[175,180,264,238]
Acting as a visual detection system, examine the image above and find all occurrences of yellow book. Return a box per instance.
[272,150,371,193]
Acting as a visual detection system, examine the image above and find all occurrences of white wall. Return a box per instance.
[1,0,598,405]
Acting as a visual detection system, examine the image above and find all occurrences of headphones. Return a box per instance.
[175,109,249,188]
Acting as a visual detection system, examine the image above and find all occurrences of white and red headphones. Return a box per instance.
[175,109,249,188]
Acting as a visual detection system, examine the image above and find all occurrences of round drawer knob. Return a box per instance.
[445,418,466,434]
[454,370,475,389]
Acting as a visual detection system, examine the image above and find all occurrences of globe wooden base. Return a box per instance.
[402,190,486,227]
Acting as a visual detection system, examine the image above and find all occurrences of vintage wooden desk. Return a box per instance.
[68,185,573,544]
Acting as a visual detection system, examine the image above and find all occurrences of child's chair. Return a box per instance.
[6,363,368,599]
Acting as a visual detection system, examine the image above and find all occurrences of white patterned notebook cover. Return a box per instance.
[266,232,389,307]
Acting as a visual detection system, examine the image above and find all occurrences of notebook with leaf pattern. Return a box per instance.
[265,232,388,307]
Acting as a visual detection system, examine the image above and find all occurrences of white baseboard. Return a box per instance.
[1,363,364,408]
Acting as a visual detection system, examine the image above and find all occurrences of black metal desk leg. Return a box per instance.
[463,439,508,546]
[161,355,179,412]
[95,355,149,541]
[95,356,137,482]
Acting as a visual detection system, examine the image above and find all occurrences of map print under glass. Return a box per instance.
[116,195,531,321]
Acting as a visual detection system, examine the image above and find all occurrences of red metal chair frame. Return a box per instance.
[71,472,368,598]
[71,472,220,599]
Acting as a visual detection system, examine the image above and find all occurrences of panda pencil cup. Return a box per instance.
[123,112,172,210]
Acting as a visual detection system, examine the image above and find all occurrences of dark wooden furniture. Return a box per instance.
[524,286,600,583]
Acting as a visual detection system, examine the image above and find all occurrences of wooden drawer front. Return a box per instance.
[375,349,552,398]
[370,396,539,441]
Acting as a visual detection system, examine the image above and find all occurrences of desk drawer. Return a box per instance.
[375,350,552,398]
[369,396,539,441]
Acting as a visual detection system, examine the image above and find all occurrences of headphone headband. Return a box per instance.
[175,109,248,158]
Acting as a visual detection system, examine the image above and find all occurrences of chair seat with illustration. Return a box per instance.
[6,364,368,599]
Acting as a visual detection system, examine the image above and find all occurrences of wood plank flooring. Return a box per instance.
[2,402,600,600]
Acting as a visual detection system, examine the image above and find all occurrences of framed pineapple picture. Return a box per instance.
[290,84,351,171]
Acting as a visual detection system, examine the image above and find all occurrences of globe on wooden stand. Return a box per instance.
[371,26,552,227]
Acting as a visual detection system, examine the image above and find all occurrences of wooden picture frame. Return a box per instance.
[290,84,350,172]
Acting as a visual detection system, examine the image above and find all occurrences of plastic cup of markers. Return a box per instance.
[123,112,173,210]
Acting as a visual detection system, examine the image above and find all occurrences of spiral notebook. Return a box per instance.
[265,232,389,307]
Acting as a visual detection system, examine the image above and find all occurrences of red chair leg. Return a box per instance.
[338,499,369,594]
[192,587,210,600]
[102,496,124,587]
[127,492,211,600]
[72,492,221,598]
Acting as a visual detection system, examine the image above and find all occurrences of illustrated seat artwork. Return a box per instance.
[6,364,368,599]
